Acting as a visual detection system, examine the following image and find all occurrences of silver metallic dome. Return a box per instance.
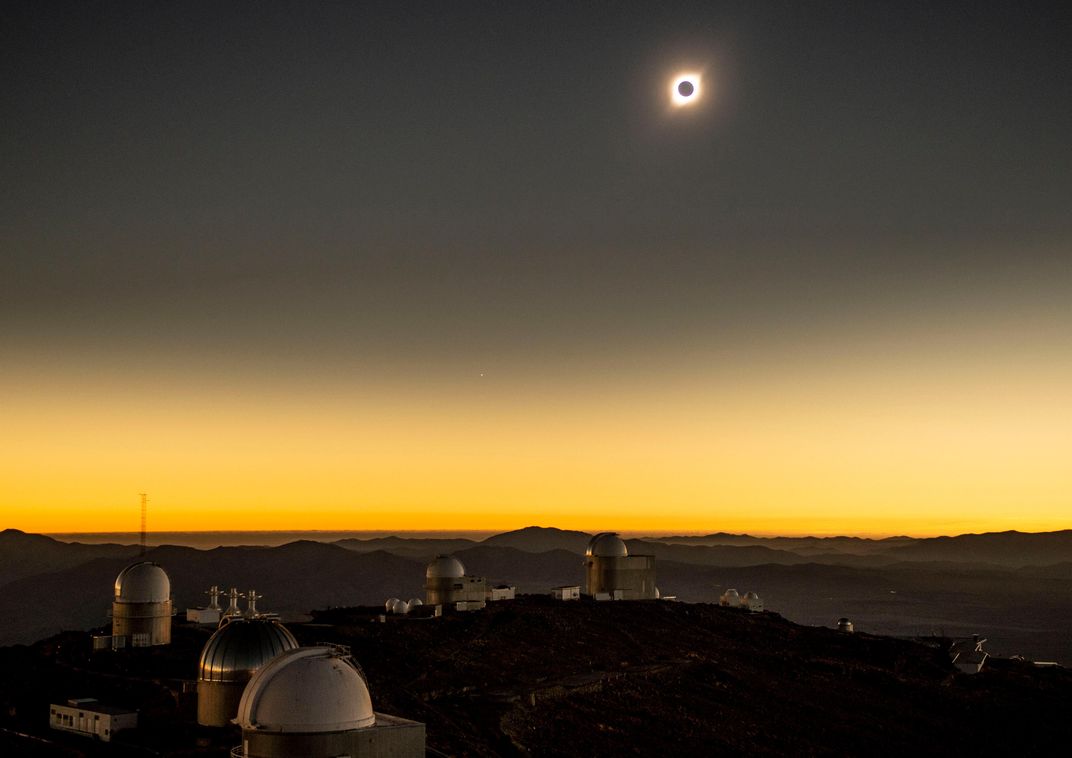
[114,561,171,603]
[426,555,465,580]
[198,618,298,683]
[585,532,628,558]
[236,646,375,733]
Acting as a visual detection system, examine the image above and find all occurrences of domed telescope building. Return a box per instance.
[197,616,299,727]
[111,561,172,647]
[235,645,425,757]
[584,532,657,600]
[425,555,486,609]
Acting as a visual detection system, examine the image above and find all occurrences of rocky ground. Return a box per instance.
[0,597,1069,756]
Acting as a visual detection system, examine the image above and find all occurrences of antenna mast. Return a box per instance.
[139,493,147,556]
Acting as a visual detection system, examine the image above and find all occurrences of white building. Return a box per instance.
[235,646,424,757]
[187,585,223,626]
[551,585,580,601]
[50,698,137,742]
[741,591,764,612]
[425,555,486,610]
[187,607,221,625]
[487,585,516,601]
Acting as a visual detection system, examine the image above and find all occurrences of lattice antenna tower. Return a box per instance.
[139,493,148,556]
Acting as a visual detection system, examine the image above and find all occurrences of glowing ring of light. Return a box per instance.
[670,73,702,106]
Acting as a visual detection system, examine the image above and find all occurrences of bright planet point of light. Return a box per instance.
[671,73,701,106]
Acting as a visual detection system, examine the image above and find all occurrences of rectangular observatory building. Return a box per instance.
[584,533,657,600]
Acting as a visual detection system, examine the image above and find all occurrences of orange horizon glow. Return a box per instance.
[4,276,1069,540]
[34,522,1072,542]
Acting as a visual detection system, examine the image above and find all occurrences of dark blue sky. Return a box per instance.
[6,2,1069,286]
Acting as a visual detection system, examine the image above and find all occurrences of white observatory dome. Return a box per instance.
[395,600,410,614]
[586,532,629,558]
[426,555,466,580]
[236,646,375,733]
[745,591,760,601]
[114,561,171,603]
[407,597,423,608]
[385,598,401,613]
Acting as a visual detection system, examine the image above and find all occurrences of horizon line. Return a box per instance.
[35,525,1070,541]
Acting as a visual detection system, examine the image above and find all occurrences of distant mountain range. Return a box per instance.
[0,526,1069,663]
[649,529,1072,566]
[0,528,141,586]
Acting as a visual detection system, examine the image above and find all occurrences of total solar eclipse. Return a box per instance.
[670,73,701,106]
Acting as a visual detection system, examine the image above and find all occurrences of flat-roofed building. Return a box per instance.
[551,585,581,600]
[50,698,137,742]
[487,585,516,601]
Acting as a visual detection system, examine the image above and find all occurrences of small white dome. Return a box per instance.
[385,598,401,613]
[114,562,171,603]
[426,555,465,580]
[395,600,410,614]
[745,591,760,600]
[407,597,423,608]
[586,532,628,558]
[237,647,375,733]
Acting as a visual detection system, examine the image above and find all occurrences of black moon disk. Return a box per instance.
[677,80,695,97]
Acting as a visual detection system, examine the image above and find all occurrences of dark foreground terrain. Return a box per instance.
[0,597,1069,756]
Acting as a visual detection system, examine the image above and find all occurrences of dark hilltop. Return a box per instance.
[1,596,1070,756]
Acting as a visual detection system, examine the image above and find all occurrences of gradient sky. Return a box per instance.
[3,1,1070,536]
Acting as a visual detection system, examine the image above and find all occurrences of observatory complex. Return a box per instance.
[110,561,173,647]
[425,555,487,609]
[235,645,425,757]
[720,588,764,612]
[584,533,658,600]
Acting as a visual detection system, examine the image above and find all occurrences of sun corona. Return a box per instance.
[670,72,701,106]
